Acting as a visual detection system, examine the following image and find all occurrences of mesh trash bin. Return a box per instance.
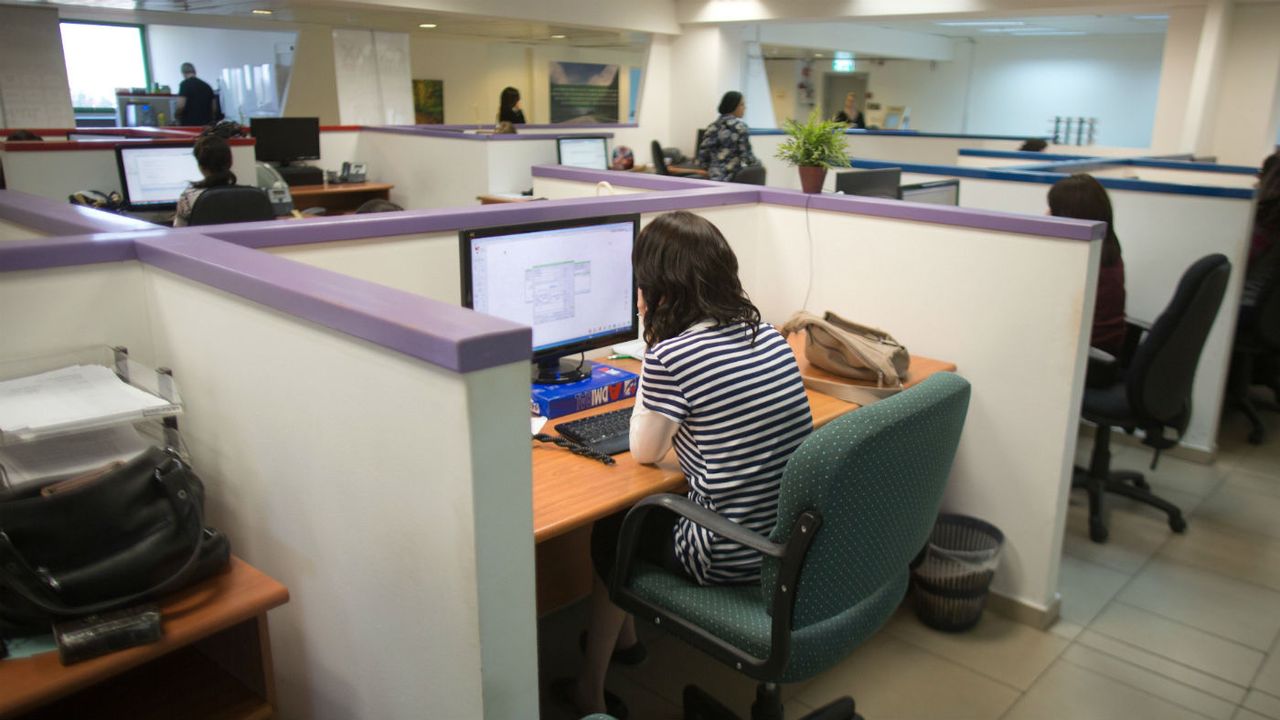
[910,514,1004,632]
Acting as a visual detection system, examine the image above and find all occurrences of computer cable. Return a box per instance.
[532,433,616,465]
[801,191,816,312]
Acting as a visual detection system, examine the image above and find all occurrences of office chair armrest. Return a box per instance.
[618,494,786,561]
[1088,346,1117,365]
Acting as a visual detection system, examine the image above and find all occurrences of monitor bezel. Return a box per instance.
[250,117,321,164]
[835,167,904,200]
[114,143,198,212]
[555,136,611,170]
[459,213,640,364]
[899,178,960,206]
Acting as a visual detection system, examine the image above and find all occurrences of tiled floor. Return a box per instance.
[537,409,1280,719]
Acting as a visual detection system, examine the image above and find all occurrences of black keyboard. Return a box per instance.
[555,407,632,456]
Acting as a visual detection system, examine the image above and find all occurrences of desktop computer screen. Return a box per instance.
[115,145,202,210]
[556,137,610,170]
[251,117,321,164]
[835,168,903,200]
[900,179,960,206]
[460,214,639,383]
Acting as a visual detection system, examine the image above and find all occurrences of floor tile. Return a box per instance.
[794,633,1020,719]
[1077,624,1251,701]
[1228,447,1280,490]
[1118,559,1280,652]
[1061,643,1239,720]
[1138,453,1229,500]
[1228,468,1280,499]
[1197,480,1280,541]
[1063,497,1177,574]
[1236,708,1274,720]
[884,607,1068,690]
[1254,638,1280,697]
[1057,554,1132,626]
[1048,619,1084,641]
[1003,659,1211,720]
[1158,519,1280,594]
[1243,689,1280,719]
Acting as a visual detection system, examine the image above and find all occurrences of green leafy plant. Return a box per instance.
[775,110,850,168]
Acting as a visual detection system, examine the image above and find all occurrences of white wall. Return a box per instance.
[1207,3,1280,166]
[333,29,414,126]
[0,218,48,241]
[0,5,74,129]
[147,25,297,97]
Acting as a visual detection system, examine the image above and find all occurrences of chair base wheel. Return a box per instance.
[1090,519,1109,543]
[1170,514,1188,533]
[1248,428,1265,445]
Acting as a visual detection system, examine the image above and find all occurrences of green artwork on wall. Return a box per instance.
[413,79,444,125]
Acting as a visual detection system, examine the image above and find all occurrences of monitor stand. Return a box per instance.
[276,163,324,187]
[532,357,593,385]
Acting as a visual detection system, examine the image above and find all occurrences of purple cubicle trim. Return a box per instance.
[0,233,139,271]
[133,235,531,373]
[363,126,615,142]
[424,123,638,131]
[204,187,758,249]
[0,190,157,236]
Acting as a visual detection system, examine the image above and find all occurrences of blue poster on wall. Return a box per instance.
[550,62,619,124]
[629,67,642,123]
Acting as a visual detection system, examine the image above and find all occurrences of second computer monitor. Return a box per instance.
[556,136,610,170]
[250,117,321,164]
[900,179,960,206]
[115,144,202,211]
[835,168,903,200]
[460,214,639,384]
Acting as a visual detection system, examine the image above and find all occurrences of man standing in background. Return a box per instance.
[176,63,218,127]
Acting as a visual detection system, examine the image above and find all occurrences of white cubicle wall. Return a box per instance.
[860,164,1252,457]
[1085,164,1260,189]
[211,174,1103,622]
[0,232,538,720]
[0,217,48,241]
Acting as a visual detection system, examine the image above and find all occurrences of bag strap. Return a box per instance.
[0,455,208,618]
[799,374,902,405]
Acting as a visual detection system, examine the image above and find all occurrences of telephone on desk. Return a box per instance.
[327,162,367,184]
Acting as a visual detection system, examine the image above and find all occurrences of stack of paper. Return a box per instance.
[0,364,177,442]
[0,424,150,490]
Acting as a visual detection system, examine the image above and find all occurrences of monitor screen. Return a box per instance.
[115,145,202,210]
[250,117,321,164]
[835,168,903,200]
[556,137,609,170]
[460,215,639,380]
[900,180,959,206]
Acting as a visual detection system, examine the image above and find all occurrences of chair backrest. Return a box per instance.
[1126,254,1230,431]
[187,185,277,226]
[763,373,971,628]
[730,164,766,185]
[650,140,670,175]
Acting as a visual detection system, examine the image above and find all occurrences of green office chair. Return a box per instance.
[610,373,971,720]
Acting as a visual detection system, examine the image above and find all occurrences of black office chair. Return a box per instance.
[187,185,277,226]
[651,140,672,176]
[729,164,766,185]
[1075,254,1231,543]
[1228,246,1280,444]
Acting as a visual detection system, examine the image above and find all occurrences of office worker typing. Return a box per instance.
[560,212,813,718]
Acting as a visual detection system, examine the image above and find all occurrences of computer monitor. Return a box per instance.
[900,179,960,206]
[556,136,609,170]
[835,168,903,200]
[250,117,321,165]
[115,144,202,211]
[460,214,640,384]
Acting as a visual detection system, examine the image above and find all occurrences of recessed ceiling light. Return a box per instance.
[814,53,824,57]
[251,9,273,14]
[935,20,1024,27]
[418,23,437,28]
[550,34,567,39]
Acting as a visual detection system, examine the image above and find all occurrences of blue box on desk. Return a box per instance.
[532,364,638,419]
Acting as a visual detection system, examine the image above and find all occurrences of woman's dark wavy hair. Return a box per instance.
[500,87,520,112]
[1256,151,1280,239]
[191,135,235,189]
[633,211,760,346]
[718,91,743,116]
[1049,173,1121,267]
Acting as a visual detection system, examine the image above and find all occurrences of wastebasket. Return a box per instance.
[910,514,1004,632]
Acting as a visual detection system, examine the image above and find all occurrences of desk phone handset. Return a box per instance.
[339,161,367,183]
[533,434,616,466]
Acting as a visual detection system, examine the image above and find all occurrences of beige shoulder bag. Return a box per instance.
[781,311,911,405]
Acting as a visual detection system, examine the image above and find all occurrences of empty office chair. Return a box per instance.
[1228,246,1280,444]
[729,164,766,185]
[610,373,971,720]
[187,185,277,226]
[650,140,673,176]
[1075,254,1230,543]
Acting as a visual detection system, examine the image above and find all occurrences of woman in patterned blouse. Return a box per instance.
[696,91,759,182]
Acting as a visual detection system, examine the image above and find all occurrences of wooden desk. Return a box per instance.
[476,193,546,204]
[1,557,289,720]
[289,182,393,214]
[532,335,956,614]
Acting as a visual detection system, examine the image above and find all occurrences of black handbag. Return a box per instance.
[0,446,230,637]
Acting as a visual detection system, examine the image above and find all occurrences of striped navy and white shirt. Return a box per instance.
[638,321,812,585]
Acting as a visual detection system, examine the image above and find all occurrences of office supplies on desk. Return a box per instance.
[555,406,632,456]
[53,602,162,665]
[255,162,294,215]
[0,365,177,442]
[530,364,638,418]
[0,424,148,490]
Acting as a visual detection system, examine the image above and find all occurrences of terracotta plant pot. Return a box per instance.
[798,165,827,194]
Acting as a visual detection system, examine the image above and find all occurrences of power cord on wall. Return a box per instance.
[801,191,816,312]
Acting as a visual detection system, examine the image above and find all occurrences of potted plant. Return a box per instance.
[775,110,850,193]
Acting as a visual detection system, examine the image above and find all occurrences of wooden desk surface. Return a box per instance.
[531,334,956,543]
[0,556,289,717]
[288,182,393,197]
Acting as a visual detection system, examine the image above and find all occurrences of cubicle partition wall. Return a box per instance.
[0,194,539,720]
[850,159,1254,458]
[196,165,1106,624]
[0,189,159,240]
[956,149,1100,169]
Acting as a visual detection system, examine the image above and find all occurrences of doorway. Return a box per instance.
[823,73,869,121]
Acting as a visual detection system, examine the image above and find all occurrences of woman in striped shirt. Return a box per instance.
[561,211,812,718]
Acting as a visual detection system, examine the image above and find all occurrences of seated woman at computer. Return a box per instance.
[173,135,236,227]
[833,92,866,129]
[1048,174,1126,381]
[557,211,813,718]
[498,86,526,124]
[697,91,759,182]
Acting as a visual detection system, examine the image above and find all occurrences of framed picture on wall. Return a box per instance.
[549,62,619,124]
[412,79,444,124]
